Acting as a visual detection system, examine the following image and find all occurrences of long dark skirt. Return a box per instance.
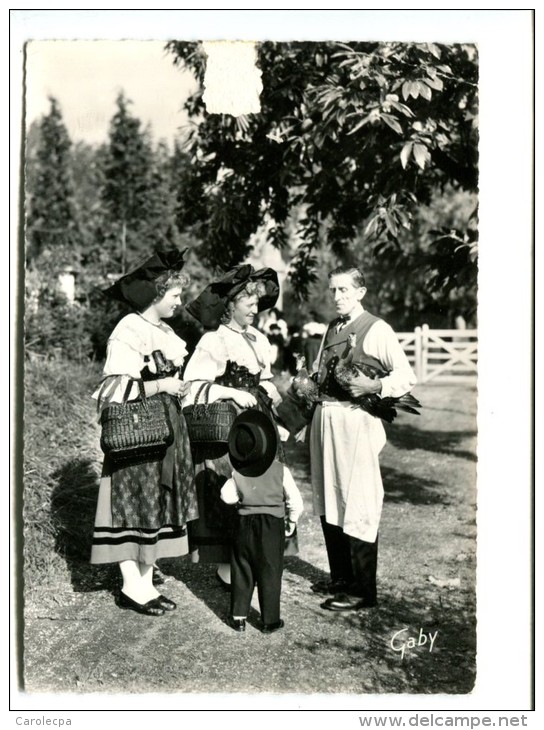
[91,395,198,565]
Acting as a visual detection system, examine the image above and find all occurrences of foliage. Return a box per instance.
[355,186,478,328]
[280,185,477,330]
[25,244,114,362]
[24,44,480,365]
[24,92,205,363]
[25,97,81,261]
[167,40,478,300]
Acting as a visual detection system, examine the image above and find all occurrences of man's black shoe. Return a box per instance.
[311,578,351,595]
[230,618,246,632]
[261,619,284,634]
[320,593,377,611]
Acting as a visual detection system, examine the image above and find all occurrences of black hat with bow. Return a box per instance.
[102,247,189,310]
[186,264,279,330]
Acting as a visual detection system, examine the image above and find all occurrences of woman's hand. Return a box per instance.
[160,376,190,398]
[228,389,257,408]
[265,385,283,408]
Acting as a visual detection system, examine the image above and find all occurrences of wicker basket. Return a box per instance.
[100,380,173,463]
[183,382,238,444]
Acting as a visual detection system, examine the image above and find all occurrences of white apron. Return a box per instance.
[310,401,386,543]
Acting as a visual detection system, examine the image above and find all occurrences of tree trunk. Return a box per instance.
[121,221,127,274]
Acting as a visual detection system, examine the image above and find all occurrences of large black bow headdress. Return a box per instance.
[186,264,279,330]
[102,247,189,310]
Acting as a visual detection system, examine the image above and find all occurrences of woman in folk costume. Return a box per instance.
[183,264,289,588]
[91,247,198,616]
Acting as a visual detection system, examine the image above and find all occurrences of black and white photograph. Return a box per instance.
[10,8,535,717]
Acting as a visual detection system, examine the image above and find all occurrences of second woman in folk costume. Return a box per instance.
[183,264,288,587]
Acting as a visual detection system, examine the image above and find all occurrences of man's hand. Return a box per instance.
[348,373,382,398]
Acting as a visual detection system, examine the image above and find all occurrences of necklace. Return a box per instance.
[223,323,256,340]
[137,313,167,329]
[222,324,264,366]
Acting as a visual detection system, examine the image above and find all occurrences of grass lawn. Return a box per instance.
[21,359,477,695]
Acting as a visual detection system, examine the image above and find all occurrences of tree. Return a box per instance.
[167,41,478,306]
[69,140,111,271]
[100,92,157,271]
[351,185,478,329]
[147,141,185,250]
[25,97,80,262]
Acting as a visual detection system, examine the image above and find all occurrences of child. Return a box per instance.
[221,409,303,633]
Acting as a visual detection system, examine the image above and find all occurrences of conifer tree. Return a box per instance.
[25,97,80,263]
[100,92,157,271]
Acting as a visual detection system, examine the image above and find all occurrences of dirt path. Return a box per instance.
[23,383,477,695]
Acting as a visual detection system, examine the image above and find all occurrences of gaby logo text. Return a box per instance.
[390,628,438,659]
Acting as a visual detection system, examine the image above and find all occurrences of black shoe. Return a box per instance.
[215,572,231,592]
[230,618,246,632]
[261,619,285,634]
[156,595,177,611]
[117,591,165,616]
[320,593,377,612]
[311,578,351,595]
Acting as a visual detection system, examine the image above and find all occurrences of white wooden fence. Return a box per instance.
[398,324,477,383]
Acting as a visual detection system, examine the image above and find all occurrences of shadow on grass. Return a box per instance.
[283,555,328,585]
[292,587,476,694]
[158,559,263,629]
[159,554,329,630]
[386,423,477,462]
[382,467,452,506]
[50,458,118,594]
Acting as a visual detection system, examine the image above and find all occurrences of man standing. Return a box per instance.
[309,265,417,611]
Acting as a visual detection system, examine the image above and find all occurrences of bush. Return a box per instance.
[24,244,210,363]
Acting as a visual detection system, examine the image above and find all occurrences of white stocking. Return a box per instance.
[139,562,161,600]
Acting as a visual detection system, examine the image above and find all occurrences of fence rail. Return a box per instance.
[398,324,477,383]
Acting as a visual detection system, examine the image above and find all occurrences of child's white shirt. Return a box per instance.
[220,464,304,528]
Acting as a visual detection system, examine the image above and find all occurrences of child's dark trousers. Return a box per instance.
[230,513,285,625]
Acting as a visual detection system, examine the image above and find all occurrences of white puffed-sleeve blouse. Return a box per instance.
[92,313,188,411]
[183,324,279,405]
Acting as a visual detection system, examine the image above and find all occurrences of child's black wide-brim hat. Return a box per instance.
[228,409,278,477]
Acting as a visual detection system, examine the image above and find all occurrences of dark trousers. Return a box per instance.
[231,513,285,625]
[320,516,378,602]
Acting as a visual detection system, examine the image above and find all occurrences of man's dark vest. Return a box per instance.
[317,310,383,401]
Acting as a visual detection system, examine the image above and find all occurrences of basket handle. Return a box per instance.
[122,378,147,408]
[192,381,213,417]
[194,381,210,405]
